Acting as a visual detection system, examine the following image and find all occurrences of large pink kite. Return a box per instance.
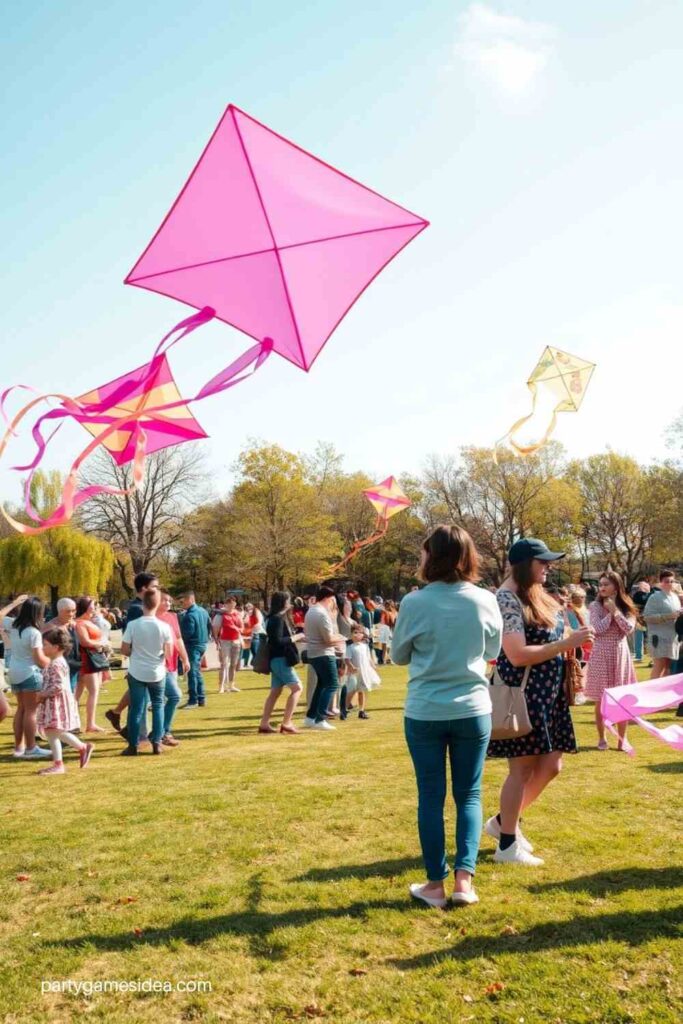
[125,104,428,371]
[1,104,428,532]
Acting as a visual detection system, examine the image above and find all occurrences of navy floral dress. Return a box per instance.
[488,589,577,759]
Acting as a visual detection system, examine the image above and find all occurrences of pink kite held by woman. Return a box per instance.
[1,104,428,532]
[600,674,683,754]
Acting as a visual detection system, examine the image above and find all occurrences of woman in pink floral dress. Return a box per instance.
[36,628,94,775]
[585,571,637,752]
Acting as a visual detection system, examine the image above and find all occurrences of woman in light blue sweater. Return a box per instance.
[392,525,502,908]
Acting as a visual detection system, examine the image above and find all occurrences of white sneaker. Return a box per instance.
[312,720,336,731]
[484,814,534,853]
[12,749,25,759]
[23,746,51,760]
[302,717,316,728]
[493,840,544,866]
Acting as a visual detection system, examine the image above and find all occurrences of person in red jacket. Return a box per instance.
[214,597,243,693]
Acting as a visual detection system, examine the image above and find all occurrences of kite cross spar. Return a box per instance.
[1,104,428,532]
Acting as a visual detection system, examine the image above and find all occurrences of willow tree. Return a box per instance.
[0,470,114,605]
[0,529,114,608]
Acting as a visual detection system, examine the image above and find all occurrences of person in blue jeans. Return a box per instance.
[179,592,211,708]
[303,587,345,731]
[157,590,190,745]
[120,588,174,755]
[392,524,502,908]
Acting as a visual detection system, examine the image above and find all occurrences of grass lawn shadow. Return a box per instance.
[44,896,415,959]
[647,760,683,774]
[388,904,683,969]
[295,856,423,882]
[527,866,683,897]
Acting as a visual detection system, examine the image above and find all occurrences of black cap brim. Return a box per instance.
[537,551,565,562]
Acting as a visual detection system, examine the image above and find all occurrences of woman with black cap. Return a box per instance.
[486,538,594,866]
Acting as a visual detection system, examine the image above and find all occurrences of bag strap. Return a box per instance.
[492,663,531,690]
[519,664,531,692]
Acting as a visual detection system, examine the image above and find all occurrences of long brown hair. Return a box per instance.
[511,561,559,628]
[598,571,637,618]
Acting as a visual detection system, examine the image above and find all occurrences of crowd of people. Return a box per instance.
[0,573,400,761]
[1,537,681,908]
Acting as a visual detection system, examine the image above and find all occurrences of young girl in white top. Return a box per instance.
[346,626,381,719]
[36,628,94,775]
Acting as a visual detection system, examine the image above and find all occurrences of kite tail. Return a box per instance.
[0,312,272,535]
[152,306,216,359]
[494,380,560,460]
[324,517,389,578]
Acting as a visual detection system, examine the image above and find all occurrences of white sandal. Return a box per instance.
[451,888,479,906]
[409,882,448,909]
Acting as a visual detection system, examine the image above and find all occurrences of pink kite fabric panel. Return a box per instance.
[600,674,683,754]
[126,104,428,372]
[232,107,425,248]
[279,225,424,368]
[131,251,303,364]
[126,108,273,279]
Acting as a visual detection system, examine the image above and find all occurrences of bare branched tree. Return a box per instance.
[77,443,210,594]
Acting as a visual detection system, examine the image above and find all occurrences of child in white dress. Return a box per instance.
[346,626,381,719]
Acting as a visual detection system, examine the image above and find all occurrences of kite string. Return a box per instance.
[324,514,389,578]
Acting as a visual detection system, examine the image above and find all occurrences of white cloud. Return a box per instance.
[455,3,556,97]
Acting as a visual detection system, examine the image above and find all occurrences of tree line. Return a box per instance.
[1,419,681,604]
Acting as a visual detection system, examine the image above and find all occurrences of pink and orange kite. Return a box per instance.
[326,476,412,576]
[1,104,428,533]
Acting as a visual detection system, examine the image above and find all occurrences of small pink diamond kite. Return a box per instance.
[326,476,412,576]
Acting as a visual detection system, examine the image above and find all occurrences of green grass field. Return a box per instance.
[1,663,681,1024]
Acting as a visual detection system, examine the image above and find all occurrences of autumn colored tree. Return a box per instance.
[569,452,678,586]
[228,443,340,599]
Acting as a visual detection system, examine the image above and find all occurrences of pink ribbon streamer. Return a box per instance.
[600,674,683,754]
[0,308,273,534]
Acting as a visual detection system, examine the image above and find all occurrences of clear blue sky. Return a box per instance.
[2,1,681,502]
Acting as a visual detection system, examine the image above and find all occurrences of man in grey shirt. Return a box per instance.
[304,587,344,731]
[643,570,681,679]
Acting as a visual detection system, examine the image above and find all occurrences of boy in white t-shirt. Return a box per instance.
[121,589,173,756]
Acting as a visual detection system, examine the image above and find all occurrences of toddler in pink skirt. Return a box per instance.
[36,628,94,775]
